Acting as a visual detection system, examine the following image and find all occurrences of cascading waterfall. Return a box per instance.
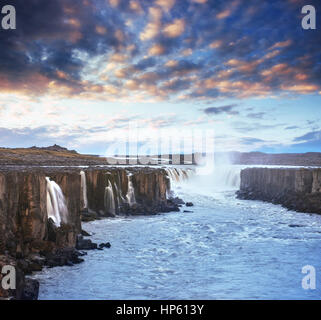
[165,165,241,196]
[80,171,88,209]
[165,168,194,183]
[126,174,136,206]
[104,180,116,215]
[194,153,242,191]
[46,177,68,227]
[209,166,241,190]
[164,167,195,198]
[114,183,126,209]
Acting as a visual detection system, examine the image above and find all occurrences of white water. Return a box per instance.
[126,174,136,206]
[165,167,194,184]
[114,183,126,209]
[80,171,88,209]
[104,180,116,216]
[45,177,68,227]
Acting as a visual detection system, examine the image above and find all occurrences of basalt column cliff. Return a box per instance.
[237,168,321,214]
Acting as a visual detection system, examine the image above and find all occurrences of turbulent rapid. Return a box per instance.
[34,165,321,299]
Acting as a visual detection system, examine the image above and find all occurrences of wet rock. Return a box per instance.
[183,210,193,213]
[81,229,91,237]
[81,210,99,222]
[169,197,185,205]
[186,202,194,207]
[99,242,111,249]
[18,257,44,274]
[76,235,98,250]
[21,279,39,300]
[45,248,85,267]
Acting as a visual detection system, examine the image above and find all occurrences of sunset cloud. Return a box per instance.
[163,19,185,38]
[149,44,166,56]
[156,0,175,12]
[0,0,319,102]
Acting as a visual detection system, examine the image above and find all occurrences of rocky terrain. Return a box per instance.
[0,145,108,166]
[237,167,321,214]
[0,165,182,300]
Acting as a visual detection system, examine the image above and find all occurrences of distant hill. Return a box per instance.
[29,144,78,154]
[228,151,321,167]
[0,146,320,167]
[0,145,106,166]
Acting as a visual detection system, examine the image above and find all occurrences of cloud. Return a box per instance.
[272,129,321,153]
[163,19,185,38]
[139,7,162,41]
[240,137,266,145]
[247,112,265,119]
[191,0,207,3]
[0,0,320,102]
[203,104,239,115]
[156,0,175,12]
[0,126,80,148]
[294,130,321,142]
[149,44,166,56]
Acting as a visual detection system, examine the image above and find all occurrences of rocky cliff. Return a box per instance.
[0,166,178,299]
[237,167,321,214]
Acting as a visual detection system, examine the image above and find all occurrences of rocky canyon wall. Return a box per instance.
[0,166,176,299]
[237,167,321,214]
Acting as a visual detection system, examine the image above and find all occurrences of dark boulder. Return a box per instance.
[45,248,85,267]
[168,197,185,205]
[21,279,39,300]
[76,235,98,250]
[99,242,111,249]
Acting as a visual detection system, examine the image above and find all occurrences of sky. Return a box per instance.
[0,0,320,155]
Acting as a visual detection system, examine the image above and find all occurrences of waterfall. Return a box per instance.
[210,165,241,190]
[80,171,88,209]
[165,168,194,183]
[104,180,116,215]
[126,174,136,206]
[165,165,241,196]
[114,183,125,209]
[164,167,194,198]
[46,177,68,227]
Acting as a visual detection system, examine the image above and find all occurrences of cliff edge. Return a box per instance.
[237,167,321,214]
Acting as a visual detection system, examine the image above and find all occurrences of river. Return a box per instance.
[33,166,321,299]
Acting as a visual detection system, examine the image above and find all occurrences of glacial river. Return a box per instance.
[33,167,321,299]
